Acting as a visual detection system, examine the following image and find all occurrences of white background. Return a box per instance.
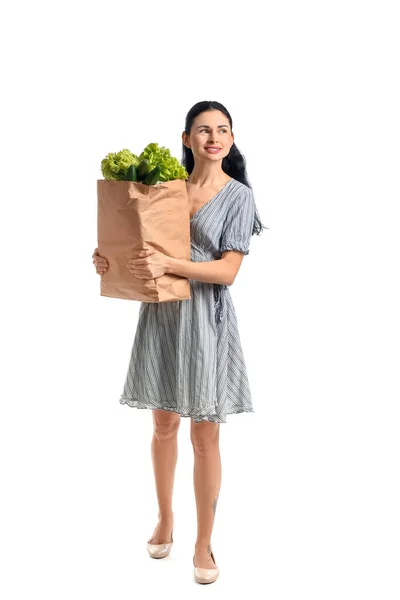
[1,1,399,598]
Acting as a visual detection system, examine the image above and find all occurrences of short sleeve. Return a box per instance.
[219,187,256,255]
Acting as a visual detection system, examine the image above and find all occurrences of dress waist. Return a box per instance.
[214,284,228,322]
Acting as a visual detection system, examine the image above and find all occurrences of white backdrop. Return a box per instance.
[1,1,399,598]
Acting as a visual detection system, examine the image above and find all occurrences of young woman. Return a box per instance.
[92,100,266,584]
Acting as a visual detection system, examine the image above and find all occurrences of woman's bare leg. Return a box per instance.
[190,419,221,568]
[148,409,181,544]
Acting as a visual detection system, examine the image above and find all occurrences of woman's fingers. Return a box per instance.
[94,248,154,276]
[96,265,108,274]
[93,249,108,274]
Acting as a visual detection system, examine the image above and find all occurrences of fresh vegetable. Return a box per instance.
[143,165,161,185]
[126,164,137,181]
[138,142,188,182]
[136,159,152,181]
[101,149,139,181]
[101,143,188,185]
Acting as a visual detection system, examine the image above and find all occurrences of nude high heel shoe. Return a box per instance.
[193,550,219,584]
[147,527,174,559]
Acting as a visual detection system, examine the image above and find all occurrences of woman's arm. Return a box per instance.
[166,251,244,287]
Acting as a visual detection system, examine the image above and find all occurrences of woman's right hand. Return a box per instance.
[92,248,109,275]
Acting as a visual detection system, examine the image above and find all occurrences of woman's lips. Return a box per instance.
[205,147,221,153]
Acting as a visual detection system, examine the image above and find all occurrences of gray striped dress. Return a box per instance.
[119,177,258,423]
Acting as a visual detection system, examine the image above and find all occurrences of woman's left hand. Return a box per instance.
[128,248,170,279]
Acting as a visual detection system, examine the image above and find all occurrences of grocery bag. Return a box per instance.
[97,178,191,302]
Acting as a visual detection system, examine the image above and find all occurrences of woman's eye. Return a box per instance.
[201,129,227,133]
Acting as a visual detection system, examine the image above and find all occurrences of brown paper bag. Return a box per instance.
[97,178,191,302]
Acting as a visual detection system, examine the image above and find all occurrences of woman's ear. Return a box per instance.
[182,131,190,148]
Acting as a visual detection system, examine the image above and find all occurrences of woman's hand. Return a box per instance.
[92,248,109,275]
[128,248,170,279]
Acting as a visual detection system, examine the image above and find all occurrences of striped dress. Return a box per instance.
[119,177,258,423]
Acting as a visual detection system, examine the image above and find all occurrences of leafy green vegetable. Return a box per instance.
[101,149,139,181]
[138,143,188,182]
[101,144,188,183]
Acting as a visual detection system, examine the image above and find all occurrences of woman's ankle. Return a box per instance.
[158,511,174,524]
[195,540,212,551]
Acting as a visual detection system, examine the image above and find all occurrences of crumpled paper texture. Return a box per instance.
[97,179,191,302]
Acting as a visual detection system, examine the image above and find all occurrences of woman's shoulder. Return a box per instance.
[228,178,253,203]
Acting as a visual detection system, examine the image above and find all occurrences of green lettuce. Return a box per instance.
[138,143,188,182]
[101,144,188,182]
[101,149,139,181]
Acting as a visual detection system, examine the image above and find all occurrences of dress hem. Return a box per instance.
[119,396,255,424]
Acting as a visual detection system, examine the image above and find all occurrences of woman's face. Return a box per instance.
[183,110,234,163]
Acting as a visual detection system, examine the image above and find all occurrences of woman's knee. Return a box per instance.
[152,409,181,441]
[190,420,220,453]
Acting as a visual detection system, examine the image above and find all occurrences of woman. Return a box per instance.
[92,100,266,584]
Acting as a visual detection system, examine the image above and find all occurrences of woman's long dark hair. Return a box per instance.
[181,100,268,235]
